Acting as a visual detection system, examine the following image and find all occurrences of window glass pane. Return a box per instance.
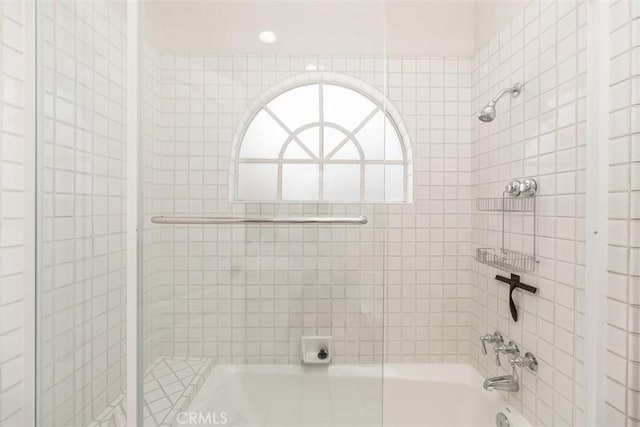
[384,117,404,160]
[330,140,361,160]
[323,127,348,158]
[282,164,319,201]
[267,84,319,132]
[356,110,384,160]
[235,80,408,203]
[239,110,289,159]
[385,165,404,202]
[237,163,278,201]
[324,164,360,201]
[364,164,384,201]
[296,127,320,158]
[323,84,376,131]
[283,141,312,159]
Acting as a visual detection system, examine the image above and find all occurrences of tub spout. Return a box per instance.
[483,374,519,392]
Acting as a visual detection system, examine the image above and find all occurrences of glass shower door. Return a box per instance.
[35,0,129,425]
[139,1,388,425]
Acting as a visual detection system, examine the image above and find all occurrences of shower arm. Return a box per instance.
[489,83,523,105]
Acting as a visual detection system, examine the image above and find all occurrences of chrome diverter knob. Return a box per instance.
[479,331,504,355]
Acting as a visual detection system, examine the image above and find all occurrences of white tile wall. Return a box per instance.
[606,1,640,425]
[143,43,164,370]
[470,0,588,426]
[141,52,472,364]
[0,1,26,425]
[38,0,127,425]
[384,56,473,362]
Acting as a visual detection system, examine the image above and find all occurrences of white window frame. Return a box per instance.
[229,72,413,203]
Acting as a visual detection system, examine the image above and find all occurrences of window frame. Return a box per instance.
[229,73,413,203]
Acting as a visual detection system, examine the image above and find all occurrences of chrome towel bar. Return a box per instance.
[150,216,368,225]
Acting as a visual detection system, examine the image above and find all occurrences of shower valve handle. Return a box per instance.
[494,341,520,367]
[480,331,503,355]
[510,352,538,372]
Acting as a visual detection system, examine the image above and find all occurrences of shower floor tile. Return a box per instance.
[89,357,213,427]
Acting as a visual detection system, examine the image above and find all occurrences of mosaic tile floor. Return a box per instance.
[89,357,213,427]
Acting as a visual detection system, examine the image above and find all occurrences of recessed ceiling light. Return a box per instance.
[258,31,277,44]
[305,64,325,71]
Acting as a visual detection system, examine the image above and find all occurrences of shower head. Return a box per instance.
[478,103,496,122]
[478,82,523,122]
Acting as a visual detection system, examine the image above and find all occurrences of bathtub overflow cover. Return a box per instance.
[496,412,510,427]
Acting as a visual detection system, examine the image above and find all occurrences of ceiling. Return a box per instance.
[142,0,527,57]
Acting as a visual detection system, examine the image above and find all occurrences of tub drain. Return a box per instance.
[496,412,510,427]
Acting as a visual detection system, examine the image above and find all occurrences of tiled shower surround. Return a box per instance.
[140,1,605,426]
[470,1,588,426]
[142,51,473,365]
[39,0,127,425]
[606,0,640,425]
[0,1,26,425]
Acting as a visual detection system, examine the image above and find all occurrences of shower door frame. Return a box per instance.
[584,0,610,426]
[126,0,143,425]
[23,0,37,425]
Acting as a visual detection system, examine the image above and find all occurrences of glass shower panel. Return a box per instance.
[35,0,128,425]
[140,1,387,425]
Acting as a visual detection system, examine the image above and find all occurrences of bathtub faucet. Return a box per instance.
[483,351,538,393]
[483,372,519,392]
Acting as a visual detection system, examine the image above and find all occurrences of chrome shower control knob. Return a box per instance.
[519,178,537,197]
[494,341,519,367]
[510,352,538,372]
[494,345,502,367]
[505,180,521,197]
[480,331,504,355]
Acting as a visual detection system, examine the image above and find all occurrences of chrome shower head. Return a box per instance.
[478,103,496,122]
[478,82,523,122]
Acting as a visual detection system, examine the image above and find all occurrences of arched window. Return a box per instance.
[230,74,412,203]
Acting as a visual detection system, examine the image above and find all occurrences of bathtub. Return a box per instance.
[183,364,531,427]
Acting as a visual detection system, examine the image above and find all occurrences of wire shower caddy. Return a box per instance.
[475,179,538,273]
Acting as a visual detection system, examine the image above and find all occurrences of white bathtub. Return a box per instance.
[183,364,531,427]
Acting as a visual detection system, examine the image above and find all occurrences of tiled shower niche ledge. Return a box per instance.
[88,357,213,427]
